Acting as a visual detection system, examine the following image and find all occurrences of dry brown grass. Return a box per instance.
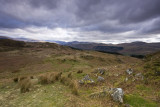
[68,72,72,79]
[39,72,62,85]
[55,72,62,80]
[77,70,83,73]
[19,76,27,81]
[18,77,32,93]
[60,76,79,95]
[39,74,51,84]
[70,80,79,95]
[60,76,69,85]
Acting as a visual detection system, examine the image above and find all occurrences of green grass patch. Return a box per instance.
[136,84,152,92]
[12,82,69,107]
[124,94,158,107]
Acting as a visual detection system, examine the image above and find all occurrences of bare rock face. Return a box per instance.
[126,68,133,75]
[111,88,124,103]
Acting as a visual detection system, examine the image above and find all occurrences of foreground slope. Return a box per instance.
[0,40,159,107]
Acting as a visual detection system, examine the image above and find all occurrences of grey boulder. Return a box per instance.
[111,88,124,103]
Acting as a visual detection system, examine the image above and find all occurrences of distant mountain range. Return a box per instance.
[55,41,160,55]
[1,36,160,55]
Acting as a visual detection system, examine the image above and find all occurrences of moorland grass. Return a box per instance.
[124,94,157,107]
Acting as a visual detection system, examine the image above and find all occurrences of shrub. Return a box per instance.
[18,78,32,93]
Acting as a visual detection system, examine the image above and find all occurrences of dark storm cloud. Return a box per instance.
[29,0,60,9]
[75,0,160,33]
[0,11,25,28]
[0,0,160,43]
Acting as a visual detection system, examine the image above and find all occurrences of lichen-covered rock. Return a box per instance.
[97,76,104,82]
[126,68,133,75]
[111,88,124,103]
[98,68,106,75]
[79,75,95,84]
[93,68,106,75]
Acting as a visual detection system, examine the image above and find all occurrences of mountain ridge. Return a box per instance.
[1,36,160,55]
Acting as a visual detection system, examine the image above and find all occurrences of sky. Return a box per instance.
[0,0,160,44]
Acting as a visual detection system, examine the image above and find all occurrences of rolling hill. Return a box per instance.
[60,41,160,55]
[0,38,160,106]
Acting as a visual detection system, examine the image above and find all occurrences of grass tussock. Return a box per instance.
[55,72,62,80]
[13,76,28,83]
[77,70,83,73]
[70,80,79,95]
[60,76,79,95]
[39,72,62,85]
[39,74,51,84]
[68,72,72,79]
[60,76,70,85]
[19,76,27,81]
[18,78,32,93]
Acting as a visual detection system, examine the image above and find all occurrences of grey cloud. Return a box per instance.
[28,0,60,9]
[140,18,160,34]
[0,0,160,42]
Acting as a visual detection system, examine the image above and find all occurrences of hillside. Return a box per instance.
[143,51,160,85]
[0,39,160,107]
[61,41,160,55]
[2,36,160,55]
[118,42,160,55]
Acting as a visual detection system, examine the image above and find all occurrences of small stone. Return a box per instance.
[125,77,128,81]
[126,68,133,75]
[97,76,104,82]
[135,73,144,80]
